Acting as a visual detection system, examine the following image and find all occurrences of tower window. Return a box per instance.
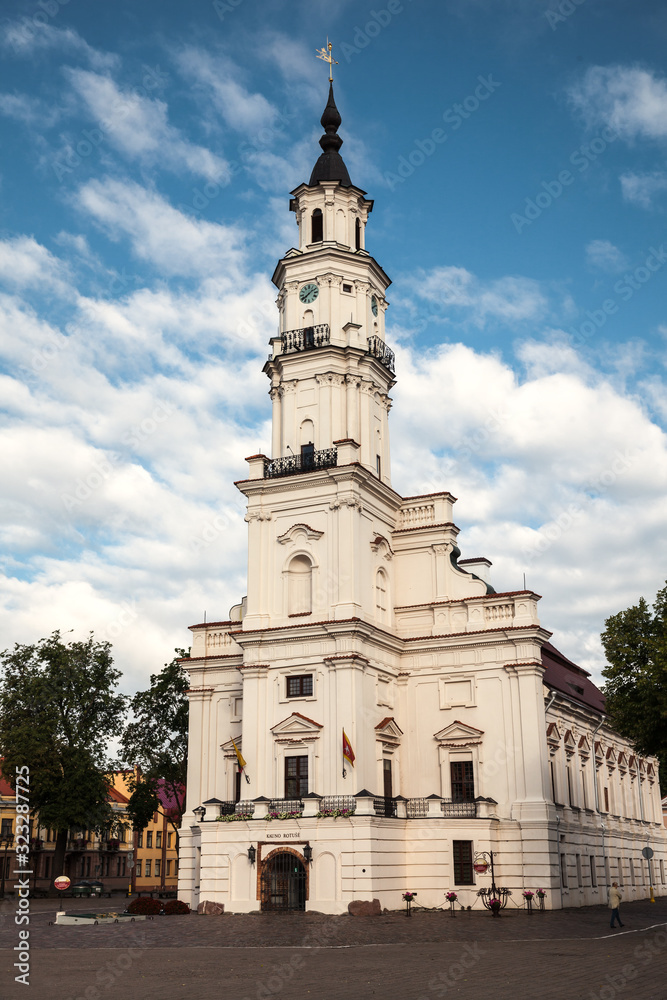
[287,675,313,698]
[375,570,388,620]
[311,209,323,243]
[355,217,361,250]
[342,283,353,293]
[287,554,312,615]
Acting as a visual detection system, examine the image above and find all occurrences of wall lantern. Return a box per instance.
[193,805,206,824]
[247,845,256,865]
[303,844,313,865]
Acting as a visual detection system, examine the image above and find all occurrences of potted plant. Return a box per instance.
[445,891,458,917]
[522,890,534,913]
[402,891,416,917]
[489,897,501,917]
[536,888,547,911]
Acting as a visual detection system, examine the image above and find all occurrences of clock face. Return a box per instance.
[371,295,379,316]
[299,283,319,304]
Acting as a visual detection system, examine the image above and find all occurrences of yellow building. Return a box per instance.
[112,772,182,895]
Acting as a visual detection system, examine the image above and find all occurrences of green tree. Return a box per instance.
[0,632,127,891]
[601,582,667,792]
[119,651,189,853]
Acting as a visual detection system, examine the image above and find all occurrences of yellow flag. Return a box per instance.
[231,737,246,770]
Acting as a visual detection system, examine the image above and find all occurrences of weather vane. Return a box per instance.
[316,39,338,82]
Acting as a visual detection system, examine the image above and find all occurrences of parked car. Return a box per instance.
[70,880,104,897]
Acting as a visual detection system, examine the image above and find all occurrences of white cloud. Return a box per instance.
[0,20,117,72]
[0,235,72,296]
[569,64,667,141]
[175,48,278,135]
[74,177,246,278]
[585,239,628,272]
[414,266,548,326]
[620,171,667,208]
[0,92,61,128]
[64,69,229,182]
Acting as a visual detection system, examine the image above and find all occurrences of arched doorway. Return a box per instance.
[260,851,307,911]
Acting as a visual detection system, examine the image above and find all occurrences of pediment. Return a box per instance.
[434,720,485,745]
[375,716,403,739]
[370,535,394,561]
[270,712,323,740]
[220,736,243,757]
[277,523,324,546]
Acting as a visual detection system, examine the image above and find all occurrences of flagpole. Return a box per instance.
[342,727,347,779]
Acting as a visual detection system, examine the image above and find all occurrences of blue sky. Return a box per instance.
[1,0,666,692]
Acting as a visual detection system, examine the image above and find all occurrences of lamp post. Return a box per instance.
[0,835,13,898]
[474,851,511,914]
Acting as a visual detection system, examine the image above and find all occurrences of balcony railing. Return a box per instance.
[281,324,330,354]
[67,839,88,852]
[441,799,477,818]
[367,335,395,374]
[268,799,304,815]
[264,447,337,479]
[373,796,397,818]
[320,796,356,814]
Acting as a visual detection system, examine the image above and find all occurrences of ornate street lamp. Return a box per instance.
[474,851,511,914]
[247,845,256,865]
[193,806,206,824]
[303,844,313,865]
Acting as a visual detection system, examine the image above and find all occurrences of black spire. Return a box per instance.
[309,82,352,187]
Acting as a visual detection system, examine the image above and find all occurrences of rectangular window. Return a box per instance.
[116,857,121,877]
[145,860,151,878]
[376,454,381,478]
[660,859,665,884]
[155,860,161,877]
[1,818,12,837]
[560,853,568,889]
[166,860,171,877]
[550,761,556,802]
[589,856,597,887]
[86,856,91,877]
[581,770,588,810]
[146,831,153,848]
[167,833,173,849]
[136,861,142,878]
[286,675,313,698]
[121,857,126,877]
[617,858,623,884]
[342,283,352,293]
[284,755,308,798]
[45,856,51,878]
[630,859,635,885]
[576,853,582,887]
[567,767,574,807]
[105,858,110,877]
[137,832,143,848]
[452,841,474,885]
[450,761,475,802]
[603,787,609,812]
[156,832,162,849]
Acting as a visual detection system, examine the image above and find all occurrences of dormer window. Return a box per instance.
[311,209,323,243]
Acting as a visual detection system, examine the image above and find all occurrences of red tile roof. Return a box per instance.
[542,641,605,713]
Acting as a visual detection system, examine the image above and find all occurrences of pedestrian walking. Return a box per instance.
[608,882,624,928]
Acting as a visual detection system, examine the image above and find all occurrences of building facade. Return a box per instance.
[179,84,667,913]
[112,773,181,895]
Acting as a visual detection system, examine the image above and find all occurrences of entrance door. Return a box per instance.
[260,853,307,911]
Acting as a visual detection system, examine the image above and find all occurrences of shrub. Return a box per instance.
[127,897,162,915]
[164,899,191,915]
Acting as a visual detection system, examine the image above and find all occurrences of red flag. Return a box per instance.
[342,730,355,767]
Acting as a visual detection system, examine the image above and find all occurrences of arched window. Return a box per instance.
[311,209,323,243]
[288,555,312,615]
[355,217,361,250]
[336,209,346,244]
[375,569,388,622]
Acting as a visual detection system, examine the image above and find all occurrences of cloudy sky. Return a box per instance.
[1,0,666,695]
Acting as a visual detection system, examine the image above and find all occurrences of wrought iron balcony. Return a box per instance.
[264,447,337,479]
[281,324,330,354]
[441,799,477,818]
[367,335,395,374]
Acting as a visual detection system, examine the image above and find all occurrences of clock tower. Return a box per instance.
[266,82,394,483]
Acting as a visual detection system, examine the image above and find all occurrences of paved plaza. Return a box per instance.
[1,896,666,999]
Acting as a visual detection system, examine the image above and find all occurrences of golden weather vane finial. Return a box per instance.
[315,39,338,82]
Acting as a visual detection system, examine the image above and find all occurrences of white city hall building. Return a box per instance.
[179,84,667,913]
